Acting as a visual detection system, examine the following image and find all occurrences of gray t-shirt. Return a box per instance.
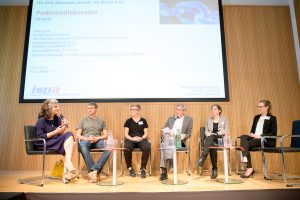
[77,116,107,137]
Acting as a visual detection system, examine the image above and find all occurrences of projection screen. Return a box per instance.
[20,0,229,102]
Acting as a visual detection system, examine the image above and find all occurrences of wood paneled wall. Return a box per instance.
[0,6,299,174]
[295,0,300,45]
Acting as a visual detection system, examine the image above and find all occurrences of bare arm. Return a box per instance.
[142,128,148,140]
[124,127,132,140]
[101,129,108,140]
[76,129,88,141]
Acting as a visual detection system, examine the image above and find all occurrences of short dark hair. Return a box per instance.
[88,102,98,109]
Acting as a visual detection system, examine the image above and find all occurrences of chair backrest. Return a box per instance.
[291,120,300,148]
[24,125,36,154]
[200,127,206,149]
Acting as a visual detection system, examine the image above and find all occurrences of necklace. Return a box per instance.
[49,119,54,127]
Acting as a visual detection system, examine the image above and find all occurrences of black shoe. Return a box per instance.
[140,168,146,178]
[240,169,255,178]
[128,167,136,177]
[159,172,168,181]
[196,157,206,167]
[168,159,173,167]
[211,169,218,179]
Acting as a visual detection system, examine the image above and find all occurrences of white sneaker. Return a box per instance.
[88,171,98,183]
[241,156,248,163]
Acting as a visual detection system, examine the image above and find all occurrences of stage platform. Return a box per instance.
[0,170,299,200]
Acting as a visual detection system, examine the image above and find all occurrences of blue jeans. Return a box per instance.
[79,140,111,173]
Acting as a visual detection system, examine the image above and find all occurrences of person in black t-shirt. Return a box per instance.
[124,105,151,178]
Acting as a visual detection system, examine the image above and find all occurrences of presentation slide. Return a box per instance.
[20,0,228,102]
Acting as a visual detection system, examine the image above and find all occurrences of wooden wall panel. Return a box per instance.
[0,5,300,175]
[223,5,300,173]
[295,0,300,45]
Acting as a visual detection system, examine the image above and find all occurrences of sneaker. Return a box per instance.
[88,171,98,183]
[159,172,168,181]
[241,156,248,163]
[128,167,136,177]
[140,168,146,178]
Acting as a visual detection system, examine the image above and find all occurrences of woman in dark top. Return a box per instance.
[240,100,277,178]
[196,104,229,179]
[123,104,151,178]
[35,99,76,183]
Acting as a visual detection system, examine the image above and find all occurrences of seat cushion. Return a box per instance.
[27,150,58,155]
[176,147,188,152]
[262,147,300,153]
[249,146,261,151]
[262,147,282,153]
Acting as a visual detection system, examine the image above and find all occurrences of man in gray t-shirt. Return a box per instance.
[76,102,111,183]
[77,116,107,138]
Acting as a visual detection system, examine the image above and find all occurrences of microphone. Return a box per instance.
[60,114,69,128]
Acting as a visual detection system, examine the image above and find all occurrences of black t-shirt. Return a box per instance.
[124,117,148,137]
[213,122,219,134]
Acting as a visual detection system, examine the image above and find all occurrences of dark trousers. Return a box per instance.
[201,134,221,170]
[240,135,261,168]
[124,139,151,170]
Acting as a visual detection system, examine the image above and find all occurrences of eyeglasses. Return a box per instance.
[257,106,265,108]
[130,108,139,111]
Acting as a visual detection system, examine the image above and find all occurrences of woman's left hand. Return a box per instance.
[61,119,69,128]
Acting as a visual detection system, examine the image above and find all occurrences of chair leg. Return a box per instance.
[281,151,290,186]
[187,150,191,175]
[78,151,81,175]
[149,151,152,176]
[263,152,281,180]
[107,156,110,176]
[262,151,281,180]
[262,151,270,179]
[281,151,300,187]
[235,149,246,175]
[17,153,46,187]
[41,153,46,186]
[120,149,123,176]
[198,145,201,175]
[235,149,239,175]
[228,149,232,176]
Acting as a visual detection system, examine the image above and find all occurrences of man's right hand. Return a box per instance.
[88,136,98,143]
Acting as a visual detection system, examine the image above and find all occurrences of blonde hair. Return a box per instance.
[259,99,272,114]
[130,104,141,111]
